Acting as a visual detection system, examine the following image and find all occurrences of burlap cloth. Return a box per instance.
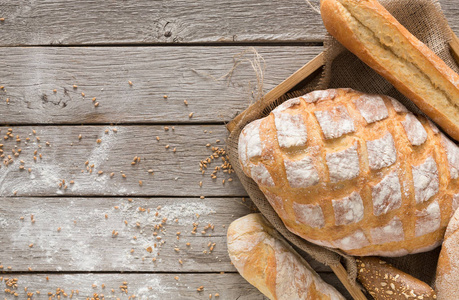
[227,0,459,296]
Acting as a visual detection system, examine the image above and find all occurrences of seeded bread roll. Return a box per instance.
[238,88,459,256]
[320,0,459,142]
[227,213,345,300]
[356,257,436,299]
[435,208,459,299]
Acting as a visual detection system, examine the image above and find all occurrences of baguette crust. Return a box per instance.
[239,89,459,256]
[227,214,345,300]
[435,208,459,299]
[356,257,436,299]
[320,0,459,142]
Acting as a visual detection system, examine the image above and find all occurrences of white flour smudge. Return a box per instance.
[118,200,216,226]
[0,216,8,228]
[87,127,119,170]
[135,277,174,299]
[26,164,65,195]
[8,205,103,271]
[113,200,215,267]
[70,126,125,193]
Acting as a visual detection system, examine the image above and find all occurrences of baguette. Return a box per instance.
[227,213,345,300]
[239,88,459,256]
[320,0,459,141]
[435,208,459,299]
[356,257,436,299]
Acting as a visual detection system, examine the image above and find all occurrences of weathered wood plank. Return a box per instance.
[0,0,325,46]
[0,0,457,46]
[0,125,248,197]
[0,273,351,299]
[0,197,250,272]
[0,273,267,300]
[0,197,330,273]
[0,46,320,124]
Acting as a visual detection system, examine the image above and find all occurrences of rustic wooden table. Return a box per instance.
[0,1,458,299]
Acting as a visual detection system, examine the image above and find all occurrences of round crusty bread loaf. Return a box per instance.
[238,88,459,256]
[435,208,459,299]
[227,213,345,300]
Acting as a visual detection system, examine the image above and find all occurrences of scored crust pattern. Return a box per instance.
[238,89,459,256]
[401,113,428,146]
[326,143,360,182]
[284,156,320,188]
[354,94,389,124]
[412,156,439,204]
[314,105,355,139]
[274,112,308,148]
[370,217,405,245]
[332,191,364,226]
[366,132,397,170]
[371,171,402,216]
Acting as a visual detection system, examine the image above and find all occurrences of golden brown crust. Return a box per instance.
[227,214,345,300]
[356,257,436,299]
[238,89,459,256]
[435,208,459,299]
[307,281,331,300]
[320,0,459,142]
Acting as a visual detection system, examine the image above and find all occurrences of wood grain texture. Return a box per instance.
[0,0,325,46]
[0,46,320,125]
[0,273,266,299]
[0,0,457,46]
[0,273,351,299]
[0,197,330,273]
[0,125,248,197]
[0,273,353,300]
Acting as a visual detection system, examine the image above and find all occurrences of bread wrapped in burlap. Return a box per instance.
[238,88,459,256]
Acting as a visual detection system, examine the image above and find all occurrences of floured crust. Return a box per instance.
[320,0,459,142]
[227,214,345,300]
[401,113,428,146]
[370,217,404,245]
[326,142,360,182]
[238,88,459,256]
[371,171,402,216]
[412,156,439,204]
[366,132,397,170]
[274,111,308,148]
[354,94,389,124]
[315,105,355,139]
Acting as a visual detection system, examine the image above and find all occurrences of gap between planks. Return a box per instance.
[5,195,249,199]
[0,122,229,127]
[1,271,244,275]
[0,42,323,48]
